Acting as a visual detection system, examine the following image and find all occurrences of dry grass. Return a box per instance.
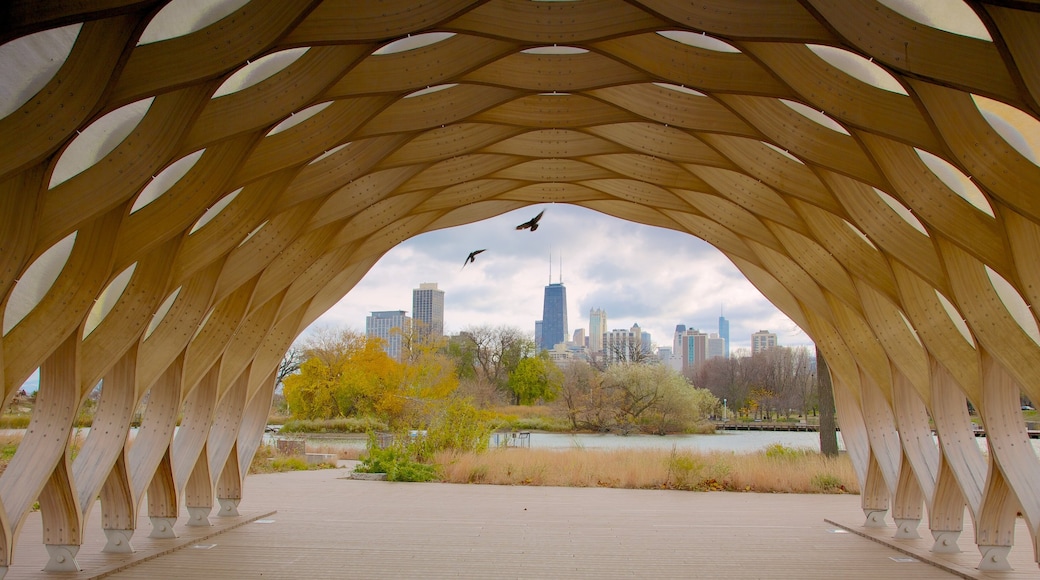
[307,442,363,460]
[0,433,22,477]
[491,405,555,419]
[434,447,859,494]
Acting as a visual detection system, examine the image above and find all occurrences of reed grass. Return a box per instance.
[489,405,571,432]
[434,446,859,494]
[279,416,388,434]
[307,442,363,460]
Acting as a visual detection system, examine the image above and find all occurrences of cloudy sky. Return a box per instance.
[15,204,812,394]
[310,204,813,353]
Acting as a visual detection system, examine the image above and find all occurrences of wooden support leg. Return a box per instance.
[862,455,891,527]
[128,356,182,537]
[40,457,82,572]
[929,455,967,554]
[892,455,925,539]
[208,370,248,518]
[72,345,137,553]
[0,333,82,572]
[184,446,212,527]
[99,453,135,553]
[174,364,219,528]
[976,351,1040,570]
[147,450,178,539]
[216,443,241,518]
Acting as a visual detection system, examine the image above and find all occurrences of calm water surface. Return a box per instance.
[10,428,1033,456]
[276,430,847,454]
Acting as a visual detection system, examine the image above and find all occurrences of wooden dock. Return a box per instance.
[6,466,1036,579]
[717,422,822,432]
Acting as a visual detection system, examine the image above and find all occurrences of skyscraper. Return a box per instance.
[540,283,568,350]
[412,282,444,341]
[603,325,637,365]
[751,329,778,355]
[681,328,708,373]
[718,314,730,358]
[636,324,651,356]
[707,333,725,360]
[672,324,686,355]
[366,310,410,361]
[589,308,607,353]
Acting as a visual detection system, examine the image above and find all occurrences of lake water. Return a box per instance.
[275,429,848,454]
[279,429,1040,456]
[11,427,1030,456]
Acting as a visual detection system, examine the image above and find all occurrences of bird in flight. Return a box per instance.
[516,209,545,232]
[461,249,486,269]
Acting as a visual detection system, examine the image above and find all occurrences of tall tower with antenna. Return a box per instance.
[718,305,730,359]
[539,250,568,351]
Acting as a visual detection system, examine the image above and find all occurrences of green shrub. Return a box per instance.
[356,434,438,482]
[666,450,704,490]
[0,415,30,429]
[355,398,492,482]
[280,416,389,434]
[504,416,571,432]
[269,456,310,471]
[811,473,845,492]
[764,443,806,459]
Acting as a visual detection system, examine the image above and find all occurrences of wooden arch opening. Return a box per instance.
[3,0,1040,573]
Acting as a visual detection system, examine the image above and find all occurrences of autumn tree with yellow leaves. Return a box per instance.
[282,327,458,426]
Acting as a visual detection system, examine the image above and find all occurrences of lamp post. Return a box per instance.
[723,398,727,422]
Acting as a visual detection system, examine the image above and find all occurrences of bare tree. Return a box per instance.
[459,325,535,393]
[277,345,304,386]
[817,347,839,456]
[556,360,615,431]
[604,334,653,365]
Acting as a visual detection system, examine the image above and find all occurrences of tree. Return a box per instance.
[281,328,400,423]
[277,345,303,386]
[817,347,839,457]
[603,363,662,430]
[557,360,615,431]
[455,325,534,395]
[507,352,563,405]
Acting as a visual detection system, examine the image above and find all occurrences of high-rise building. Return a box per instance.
[534,320,543,349]
[412,282,444,341]
[603,325,638,365]
[751,329,778,355]
[589,308,607,353]
[718,315,730,358]
[657,346,673,365]
[540,282,568,350]
[681,328,708,373]
[672,324,686,357]
[572,328,586,348]
[366,310,410,361]
[636,324,651,356]
[707,332,725,360]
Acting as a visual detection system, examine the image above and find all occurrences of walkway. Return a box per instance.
[4,466,1037,579]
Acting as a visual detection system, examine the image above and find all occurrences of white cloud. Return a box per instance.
[311,204,813,352]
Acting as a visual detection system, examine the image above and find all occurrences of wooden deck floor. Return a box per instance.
[5,466,1039,579]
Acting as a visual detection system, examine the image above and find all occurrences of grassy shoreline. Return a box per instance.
[0,432,858,496]
[432,446,858,494]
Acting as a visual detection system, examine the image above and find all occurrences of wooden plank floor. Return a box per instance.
[6,466,1039,579]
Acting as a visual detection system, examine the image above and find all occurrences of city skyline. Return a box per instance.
[312,204,813,353]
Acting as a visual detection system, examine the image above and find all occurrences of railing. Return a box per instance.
[716,422,824,432]
[492,432,531,448]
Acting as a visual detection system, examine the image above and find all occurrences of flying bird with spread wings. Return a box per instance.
[461,249,486,270]
[516,209,544,232]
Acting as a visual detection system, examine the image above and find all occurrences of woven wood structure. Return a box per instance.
[3,0,1040,574]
